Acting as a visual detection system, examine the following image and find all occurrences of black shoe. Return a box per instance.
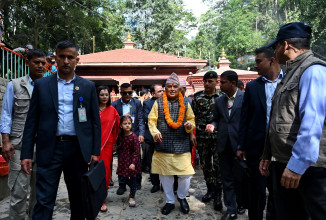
[116,187,126,195]
[161,203,175,215]
[202,183,215,202]
[221,213,237,220]
[177,197,190,214]
[214,193,223,211]
[109,179,114,186]
[237,207,245,215]
[202,191,215,202]
[151,185,160,193]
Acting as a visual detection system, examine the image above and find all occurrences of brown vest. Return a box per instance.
[265,51,326,168]
[10,75,31,150]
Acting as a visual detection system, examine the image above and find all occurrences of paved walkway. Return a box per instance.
[0,158,249,220]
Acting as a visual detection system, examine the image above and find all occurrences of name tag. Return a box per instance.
[78,107,87,122]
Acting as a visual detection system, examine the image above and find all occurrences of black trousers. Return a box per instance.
[246,158,276,220]
[141,142,150,170]
[119,176,137,198]
[146,142,160,186]
[218,145,237,214]
[33,139,88,220]
[270,161,326,220]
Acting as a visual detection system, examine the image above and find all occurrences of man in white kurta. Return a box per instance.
[148,73,195,215]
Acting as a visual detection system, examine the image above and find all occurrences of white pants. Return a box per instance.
[159,175,192,204]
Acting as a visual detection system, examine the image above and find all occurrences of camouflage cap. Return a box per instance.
[203,71,218,80]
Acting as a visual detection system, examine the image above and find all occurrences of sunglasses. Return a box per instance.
[122,91,132,95]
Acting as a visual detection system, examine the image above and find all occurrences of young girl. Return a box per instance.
[116,115,141,207]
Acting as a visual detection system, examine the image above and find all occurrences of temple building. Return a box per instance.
[186,49,259,93]
[76,34,207,95]
[76,35,258,96]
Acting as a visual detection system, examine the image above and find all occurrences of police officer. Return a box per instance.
[191,71,222,211]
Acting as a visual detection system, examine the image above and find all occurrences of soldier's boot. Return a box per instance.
[202,183,215,202]
[214,188,223,211]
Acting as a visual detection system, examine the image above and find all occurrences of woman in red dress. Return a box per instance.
[97,85,120,212]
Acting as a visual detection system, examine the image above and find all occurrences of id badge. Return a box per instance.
[78,107,87,122]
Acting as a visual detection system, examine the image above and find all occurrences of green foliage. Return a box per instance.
[1,0,126,54]
[189,0,326,66]
[124,0,196,54]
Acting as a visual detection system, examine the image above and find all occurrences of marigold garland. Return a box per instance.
[162,92,185,129]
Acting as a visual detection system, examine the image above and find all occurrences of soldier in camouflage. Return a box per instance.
[191,71,223,211]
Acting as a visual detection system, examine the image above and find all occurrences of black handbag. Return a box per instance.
[81,160,107,219]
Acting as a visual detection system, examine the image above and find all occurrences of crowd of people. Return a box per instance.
[0,21,325,220]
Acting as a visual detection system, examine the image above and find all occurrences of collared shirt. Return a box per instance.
[226,89,238,116]
[121,98,131,115]
[286,64,326,174]
[56,74,76,136]
[262,70,284,128]
[0,76,34,134]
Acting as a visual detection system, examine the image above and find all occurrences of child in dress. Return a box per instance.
[116,115,141,207]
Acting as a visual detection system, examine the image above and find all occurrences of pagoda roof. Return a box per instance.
[78,48,207,67]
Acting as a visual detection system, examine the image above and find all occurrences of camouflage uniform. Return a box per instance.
[192,90,222,190]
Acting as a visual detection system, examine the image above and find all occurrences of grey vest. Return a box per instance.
[267,50,326,168]
[155,97,190,153]
[10,75,31,150]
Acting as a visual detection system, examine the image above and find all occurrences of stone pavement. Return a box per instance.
[0,158,249,220]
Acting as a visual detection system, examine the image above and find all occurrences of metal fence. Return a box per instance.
[0,45,29,79]
[0,45,55,79]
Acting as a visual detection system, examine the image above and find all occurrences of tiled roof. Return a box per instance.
[78,48,206,64]
[192,67,258,76]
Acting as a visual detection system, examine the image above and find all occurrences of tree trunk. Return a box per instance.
[0,0,8,10]
[34,16,40,48]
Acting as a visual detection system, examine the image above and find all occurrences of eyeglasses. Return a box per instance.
[122,91,132,95]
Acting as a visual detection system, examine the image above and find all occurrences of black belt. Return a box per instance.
[56,135,78,142]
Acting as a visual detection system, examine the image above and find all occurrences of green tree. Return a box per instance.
[1,0,125,53]
[124,0,195,54]
[187,9,219,66]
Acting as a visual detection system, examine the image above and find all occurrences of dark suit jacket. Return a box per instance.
[111,98,145,137]
[21,74,101,166]
[238,77,267,159]
[212,90,244,153]
[143,98,156,144]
